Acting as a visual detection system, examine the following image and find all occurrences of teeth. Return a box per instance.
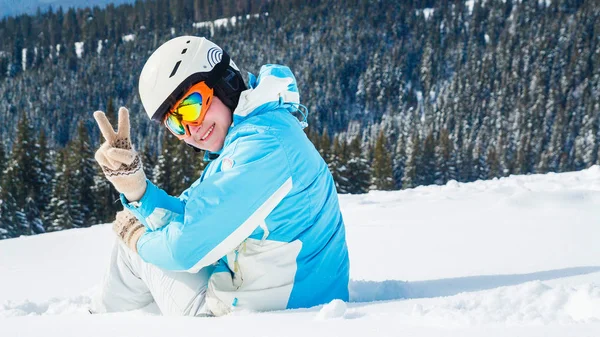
[201,125,214,141]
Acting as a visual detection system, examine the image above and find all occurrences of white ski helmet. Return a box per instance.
[138,36,246,122]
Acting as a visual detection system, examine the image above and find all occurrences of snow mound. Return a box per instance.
[1,295,91,318]
[413,281,600,325]
[316,299,347,320]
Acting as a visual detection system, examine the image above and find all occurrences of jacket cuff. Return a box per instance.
[120,179,185,231]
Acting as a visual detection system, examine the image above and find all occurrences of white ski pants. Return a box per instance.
[91,240,214,316]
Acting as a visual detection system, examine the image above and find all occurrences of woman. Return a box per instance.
[91,36,349,316]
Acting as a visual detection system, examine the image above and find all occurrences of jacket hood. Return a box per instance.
[232,64,302,124]
[203,64,306,162]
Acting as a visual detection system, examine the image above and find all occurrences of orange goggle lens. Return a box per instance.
[164,82,213,138]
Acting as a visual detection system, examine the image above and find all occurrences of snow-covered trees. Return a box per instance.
[371,132,395,190]
[47,150,76,232]
[153,131,204,196]
[1,113,45,236]
[328,136,350,194]
[2,0,600,238]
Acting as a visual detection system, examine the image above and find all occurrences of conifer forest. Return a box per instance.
[0,0,598,238]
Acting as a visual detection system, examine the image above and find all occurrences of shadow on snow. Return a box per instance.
[349,266,600,302]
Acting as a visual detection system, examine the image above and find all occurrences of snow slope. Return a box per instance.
[2,167,600,336]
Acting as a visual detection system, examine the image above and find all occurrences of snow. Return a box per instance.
[97,40,102,55]
[466,0,475,13]
[2,167,600,336]
[213,17,231,28]
[121,34,135,42]
[247,13,264,20]
[193,12,267,37]
[316,299,347,320]
[421,8,434,20]
[21,47,27,71]
[74,42,84,58]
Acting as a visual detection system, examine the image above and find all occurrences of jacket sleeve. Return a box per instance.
[121,180,186,231]
[134,131,293,272]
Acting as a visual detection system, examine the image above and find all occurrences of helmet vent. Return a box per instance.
[169,60,182,78]
[181,48,187,54]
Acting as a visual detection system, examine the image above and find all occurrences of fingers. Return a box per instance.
[95,142,138,169]
[107,148,137,165]
[94,111,117,142]
[95,145,122,170]
[117,107,130,139]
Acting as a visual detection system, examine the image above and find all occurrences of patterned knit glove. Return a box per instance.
[94,107,147,202]
[113,209,145,252]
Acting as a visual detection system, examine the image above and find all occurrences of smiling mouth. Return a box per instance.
[200,123,215,141]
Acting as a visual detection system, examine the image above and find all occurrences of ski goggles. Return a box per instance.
[163,81,214,139]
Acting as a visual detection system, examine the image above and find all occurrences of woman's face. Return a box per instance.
[183,96,232,152]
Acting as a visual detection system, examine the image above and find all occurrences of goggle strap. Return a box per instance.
[153,72,208,122]
[205,52,230,88]
[154,51,228,123]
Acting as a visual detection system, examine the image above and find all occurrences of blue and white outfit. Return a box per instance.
[93,65,350,316]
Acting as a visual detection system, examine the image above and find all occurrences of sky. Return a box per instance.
[0,0,135,18]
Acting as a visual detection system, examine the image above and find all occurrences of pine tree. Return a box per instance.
[329,135,350,193]
[487,145,501,179]
[0,189,18,239]
[0,141,6,175]
[154,132,179,195]
[402,134,420,189]
[68,121,97,227]
[514,134,531,175]
[421,131,437,185]
[106,97,117,126]
[459,142,475,182]
[33,130,54,229]
[420,41,435,99]
[345,136,371,194]
[5,112,37,206]
[573,110,598,170]
[92,172,120,225]
[24,196,44,234]
[172,141,201,194]
[547,89,567,172]
[1,113,38,237]
[371,132,395,190]
[475,142,490,181]
[392,135,407,190]
[47,150,75,232]
[319,129,332,164]
[0,146,18,238]
[142,142,157,182]
[435,129,453,185]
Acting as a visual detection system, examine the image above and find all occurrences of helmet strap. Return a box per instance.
[186,143,203,153]
[205,52,231,88]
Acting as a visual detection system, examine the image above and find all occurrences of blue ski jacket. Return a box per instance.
[122,64,350,316]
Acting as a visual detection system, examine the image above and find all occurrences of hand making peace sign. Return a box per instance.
[93,107,147,202]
